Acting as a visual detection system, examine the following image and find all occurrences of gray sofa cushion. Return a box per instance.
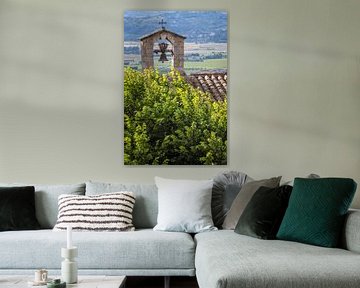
[0,183,85,228]
[0,229,195,271]
[195,230,360,288]
[85,181,158,229]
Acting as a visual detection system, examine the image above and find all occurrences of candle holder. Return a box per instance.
[61,247,78,284]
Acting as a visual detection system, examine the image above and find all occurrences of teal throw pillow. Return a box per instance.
[277,178,357,247]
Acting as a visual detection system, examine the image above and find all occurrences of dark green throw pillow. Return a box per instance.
[234,185,292,239]
[0,186,41,231]
[277,178,357,247]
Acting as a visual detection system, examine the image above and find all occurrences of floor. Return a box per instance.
[126,276,199,288]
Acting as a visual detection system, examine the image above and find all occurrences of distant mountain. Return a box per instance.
[124,10,227,43]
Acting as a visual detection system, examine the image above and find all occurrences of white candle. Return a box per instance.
[67,225,72,249]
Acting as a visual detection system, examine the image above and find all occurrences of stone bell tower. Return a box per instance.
[140,20,186,71]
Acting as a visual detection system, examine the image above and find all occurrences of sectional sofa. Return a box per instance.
[0,179,360,288]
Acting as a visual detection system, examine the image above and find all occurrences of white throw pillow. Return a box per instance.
[153,177,217,233]
[53,192,135,232]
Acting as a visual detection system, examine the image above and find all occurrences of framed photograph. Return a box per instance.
[124,10,228,165]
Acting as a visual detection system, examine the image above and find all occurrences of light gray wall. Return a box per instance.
[0,0,359,207]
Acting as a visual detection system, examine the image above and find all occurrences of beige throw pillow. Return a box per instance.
[222,176,281,230]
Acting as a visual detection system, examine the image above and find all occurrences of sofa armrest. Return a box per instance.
[342,209,360,253]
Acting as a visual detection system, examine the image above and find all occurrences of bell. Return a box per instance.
[158,40,169,62]
[159,52,168,62]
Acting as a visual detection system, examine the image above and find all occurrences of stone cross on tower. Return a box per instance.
[159,19,167,30]
[139,21,186,71]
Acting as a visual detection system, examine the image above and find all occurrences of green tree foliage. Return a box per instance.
[124,67,227,165]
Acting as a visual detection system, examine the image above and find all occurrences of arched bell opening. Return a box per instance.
[153,37,174,73]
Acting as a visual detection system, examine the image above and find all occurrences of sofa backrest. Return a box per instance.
[0,183,86,229]
[86,181,158,229]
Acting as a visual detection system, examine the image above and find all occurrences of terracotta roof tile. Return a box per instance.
[187,71,227,101]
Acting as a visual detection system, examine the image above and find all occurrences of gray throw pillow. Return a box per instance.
[222,176,281,230]
[153,177,217,233]
[212,171,250,228]
[283,173,320,186]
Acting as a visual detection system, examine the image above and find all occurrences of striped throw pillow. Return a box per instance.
[53,192,136,231]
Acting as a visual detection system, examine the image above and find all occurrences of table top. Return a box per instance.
[0,275,126,288]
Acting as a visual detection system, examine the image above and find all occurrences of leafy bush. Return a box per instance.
[124,67,227,165]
